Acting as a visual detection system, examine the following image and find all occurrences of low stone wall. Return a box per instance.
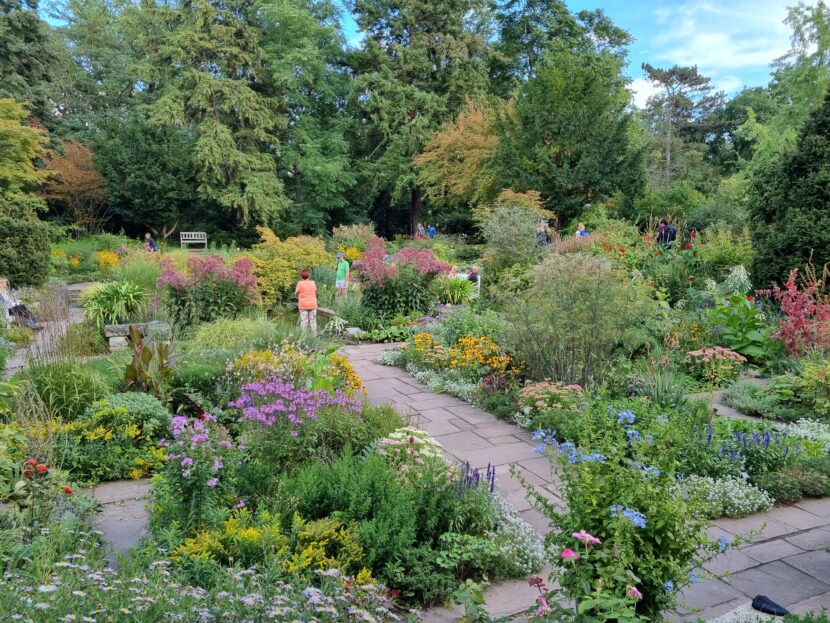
[103,321,172,350]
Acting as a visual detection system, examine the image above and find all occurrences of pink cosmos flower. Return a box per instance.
[626,586,643,600]
[560,548,580,561]
[536,596,549,616]
[572,530,602,546]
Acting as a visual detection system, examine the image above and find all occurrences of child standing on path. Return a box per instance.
[335,251,350,297]
[295,269,318,336]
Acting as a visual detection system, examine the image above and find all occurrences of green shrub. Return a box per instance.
[708,294,783,365]
[184,317,279,352]
[754,469,805,504]
[80,281,147,330]
[55,392,171,483]
[361,265,439,320]
[25,361,111,420]
[432,307,508,346]
[6,326,33,347]
[0,194,51,288]
[695,223,754,279]
[166,350,237,414]
[438,278,475,305]
[111,254,162,293]
[503,254,653,386]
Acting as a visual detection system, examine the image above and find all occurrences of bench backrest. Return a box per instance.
[180,232,207,241]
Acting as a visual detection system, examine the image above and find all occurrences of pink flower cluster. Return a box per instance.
[156,255,258,301]
[394,246,450,278]
[352,237,450,286]
[686,346,747,364]
[760,270,830,355]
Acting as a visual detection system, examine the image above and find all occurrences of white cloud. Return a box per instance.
[642,0,791,92]
[629,77,661,108]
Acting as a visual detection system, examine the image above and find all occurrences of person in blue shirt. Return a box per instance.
[427,224,437,238]
[575,223,590,238]
[145,232,158,252]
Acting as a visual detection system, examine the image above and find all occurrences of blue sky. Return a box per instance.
[340,0,794,107]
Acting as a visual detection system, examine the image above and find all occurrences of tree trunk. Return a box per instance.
[411,185,422,235]
[664,117,672,187]
[294,163,303,228]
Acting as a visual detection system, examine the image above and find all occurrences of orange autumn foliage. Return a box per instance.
[43,141,109,233]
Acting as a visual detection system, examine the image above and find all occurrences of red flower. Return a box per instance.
[618,247,626,254]
[36,464,47,473]
[690,229,697,238]
[23,469,32,479]
[747,295,754,302]
[386,588,401,600]
[683,242,693,250]
[63,486,73,495]
[808,281,815,287]
[25,459,37,466]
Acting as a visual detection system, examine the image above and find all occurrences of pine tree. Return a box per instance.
[147,0,288,225]
[0,0,57,126]
[749,89,830,287]
[348,0,491,232]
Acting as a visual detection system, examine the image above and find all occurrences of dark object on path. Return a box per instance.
[751,595,789,616]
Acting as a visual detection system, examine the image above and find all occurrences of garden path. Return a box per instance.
[81,479,152,568]
[340,343,830,622]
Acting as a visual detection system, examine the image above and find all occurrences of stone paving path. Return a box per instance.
[83,480,152,568]
[341,343,830,622]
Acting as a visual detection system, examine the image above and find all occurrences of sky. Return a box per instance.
[340,0,795,107]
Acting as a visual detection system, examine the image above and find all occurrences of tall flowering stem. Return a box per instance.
[160,414,238,533]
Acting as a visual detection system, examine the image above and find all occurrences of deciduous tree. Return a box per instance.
[42,141,109,233]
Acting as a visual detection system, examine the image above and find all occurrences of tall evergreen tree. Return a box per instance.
[348,0,491,232]
[749,90,830,287]
[490,0,629,96]
[494,46,643,222]
[0,0,58,126]
[146,0,288,225]
[259,0,355,233]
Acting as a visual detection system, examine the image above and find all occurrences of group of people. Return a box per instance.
[415,223,437,239]
[448,265,480,284]
[534,217,677,247]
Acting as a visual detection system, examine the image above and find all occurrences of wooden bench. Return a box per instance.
[180,231,208,249]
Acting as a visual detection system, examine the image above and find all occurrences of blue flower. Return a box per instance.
[688,570,700,584]
[616,409,635,425]
[610,505,646,529]
[664,580,675,594]
[531,430,547,441]
[717,536,732,552]
[656,415,669,424]
[582,452,605,463]
[642,465,660,478]
[626,429,642,441]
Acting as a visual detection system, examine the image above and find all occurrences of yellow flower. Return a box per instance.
[95,250,119,271]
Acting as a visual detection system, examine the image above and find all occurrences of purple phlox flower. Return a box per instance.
[234,500,246,509]
[212,459,223,471]
[206,478,219,487]
[180,457,194,467]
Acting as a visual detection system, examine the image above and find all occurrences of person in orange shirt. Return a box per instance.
[294,268,318,336]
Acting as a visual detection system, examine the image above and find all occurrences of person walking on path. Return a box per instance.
[335,251,350,297]
[144,232,158,252]
[656,218,677,247]
[295,269,318,336]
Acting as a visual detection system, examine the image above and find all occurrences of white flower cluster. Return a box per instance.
[406,364,445,393]
[776,419,830,454]
[442,378,479,402]
[489,493,546,576]
[377,426,446,461]
[674,475,773,519]
[375,348,405,366]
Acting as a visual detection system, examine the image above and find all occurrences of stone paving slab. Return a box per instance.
[344,344,830,622]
